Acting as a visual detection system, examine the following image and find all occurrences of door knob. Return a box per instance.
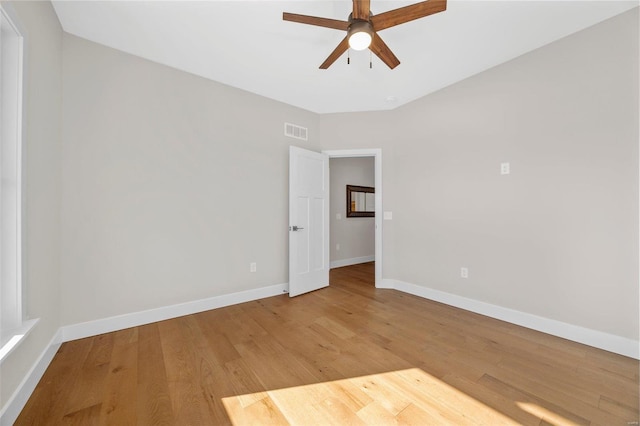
[290,226,304,231]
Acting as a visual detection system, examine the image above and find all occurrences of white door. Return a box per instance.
[289,146,329,297]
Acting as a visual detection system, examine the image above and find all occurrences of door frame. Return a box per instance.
[323,149,382,287]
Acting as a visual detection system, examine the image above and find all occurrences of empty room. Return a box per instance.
[0,0,638,424]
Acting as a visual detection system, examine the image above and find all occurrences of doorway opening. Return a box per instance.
[323,149,382,287]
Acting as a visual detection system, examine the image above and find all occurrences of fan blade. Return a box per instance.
[369,33,400,69]
[319,36,350,69]
[283,12,349,31]
[371,0,446,31]
[353,0,371,20]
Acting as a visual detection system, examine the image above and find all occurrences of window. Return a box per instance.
[0,4,32,363]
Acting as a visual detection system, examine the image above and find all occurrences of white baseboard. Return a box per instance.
[3,277,635,425]
[0,329,63,426]
[382,278,639,360]
[61,283,288,342]
[0,282,289,424]
[330,255,375,269]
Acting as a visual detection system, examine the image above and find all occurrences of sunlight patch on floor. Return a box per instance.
[222,367,518,425]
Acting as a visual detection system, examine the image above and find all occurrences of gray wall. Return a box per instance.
[329,157,375,265]
[0,0,63,410]
[319,8,639,340]
[60,34,319,325]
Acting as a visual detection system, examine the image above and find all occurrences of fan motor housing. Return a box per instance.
[348,20,374,34]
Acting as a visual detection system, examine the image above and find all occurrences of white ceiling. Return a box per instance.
[51,1,637,114]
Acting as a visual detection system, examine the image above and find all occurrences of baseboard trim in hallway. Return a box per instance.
[330,255,375,269]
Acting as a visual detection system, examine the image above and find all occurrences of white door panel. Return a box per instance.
[289,146,329,297]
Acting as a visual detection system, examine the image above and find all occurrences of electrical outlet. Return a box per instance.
[336,213,341,220]
[460,267,469,278]
[250,262,257,273]
[336,243,340,251]
[501,162,510,175]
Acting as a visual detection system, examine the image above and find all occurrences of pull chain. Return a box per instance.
[345,50,374,68]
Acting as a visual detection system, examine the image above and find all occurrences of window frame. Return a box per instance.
[0,3,37,364]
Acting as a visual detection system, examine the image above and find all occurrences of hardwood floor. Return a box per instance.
[16,262,639,425]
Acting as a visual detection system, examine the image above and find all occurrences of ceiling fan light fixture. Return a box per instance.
[348,21,373,51]
[283,0,448,69]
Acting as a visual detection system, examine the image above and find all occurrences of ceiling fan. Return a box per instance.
[283,0,447,70]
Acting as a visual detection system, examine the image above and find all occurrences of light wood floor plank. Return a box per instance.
[136,323,174,425]
[98,328,138,426]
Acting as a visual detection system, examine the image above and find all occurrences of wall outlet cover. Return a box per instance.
[461,267,469,278]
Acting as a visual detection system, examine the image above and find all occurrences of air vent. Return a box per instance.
[284,122,308,141]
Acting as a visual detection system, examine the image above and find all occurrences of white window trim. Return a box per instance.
[0,2,36,364]
[0,318,38,362]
